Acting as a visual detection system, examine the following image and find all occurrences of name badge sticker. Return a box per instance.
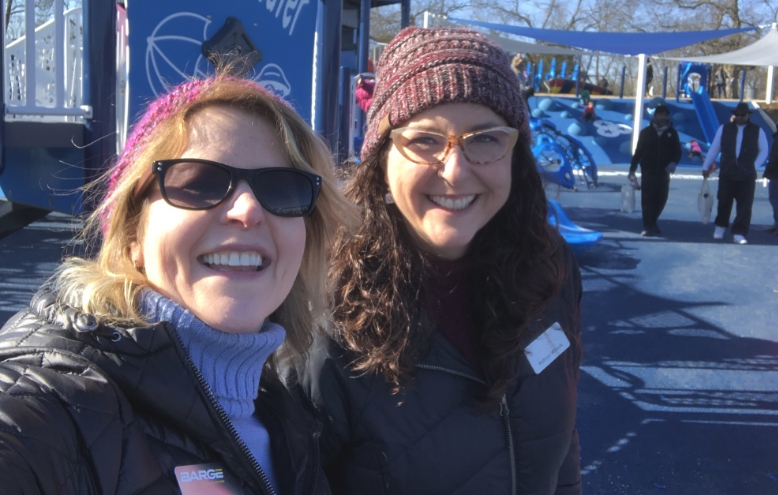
[524,322,570,374]
[175,463,242,495]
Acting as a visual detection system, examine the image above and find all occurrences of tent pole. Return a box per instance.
[632,54,646,154]
[575,56,582,98]
[662,66,668,99]
[401,0,410,28]
[676,65,682,103]
[767,66,774,104]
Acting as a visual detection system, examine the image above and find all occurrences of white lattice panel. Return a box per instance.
[4,8,84,120]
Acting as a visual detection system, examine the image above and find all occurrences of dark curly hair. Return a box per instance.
[329,135,565,411]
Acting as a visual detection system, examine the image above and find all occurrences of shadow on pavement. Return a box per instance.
[566,206,778,247]
[0,213,81,322]
[574,224,778,494]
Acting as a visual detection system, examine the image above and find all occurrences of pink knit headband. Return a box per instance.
[100,76,283,234]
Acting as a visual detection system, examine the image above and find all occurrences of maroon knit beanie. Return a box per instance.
[361,26,530,161]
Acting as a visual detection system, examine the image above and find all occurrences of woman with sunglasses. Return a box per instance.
[0,74,353,494]
[301,28,583,494]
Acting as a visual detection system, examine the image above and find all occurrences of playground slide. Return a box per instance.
[547,199,603,253]
[690,88,720,145]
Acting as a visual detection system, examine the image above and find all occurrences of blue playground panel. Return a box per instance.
[127,0,318,125]
[0,146,84,212]
[527,97,775,167]
[547,199,603,253]
[689,88,719,145]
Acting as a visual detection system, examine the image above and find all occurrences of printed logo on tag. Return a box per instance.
[175,463,242,495]
[524,322,570,374]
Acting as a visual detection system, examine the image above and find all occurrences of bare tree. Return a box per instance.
[370,0,471,44]
[4,0,82,40]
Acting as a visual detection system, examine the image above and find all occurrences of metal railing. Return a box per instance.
[369,41,386,64]
[4,2,91,120]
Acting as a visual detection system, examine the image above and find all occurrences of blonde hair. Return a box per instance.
[511,53,523,74]
[52,73,356,368]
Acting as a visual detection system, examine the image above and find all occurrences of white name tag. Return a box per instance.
[524,322,570,374]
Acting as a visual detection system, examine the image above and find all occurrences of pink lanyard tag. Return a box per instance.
[174,463,243,495]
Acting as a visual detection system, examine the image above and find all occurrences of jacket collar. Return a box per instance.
[12,289,320,495]
[419,314,556,383]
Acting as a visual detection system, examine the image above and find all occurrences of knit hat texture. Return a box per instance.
[101,76,279,232]
[361,27,529,161]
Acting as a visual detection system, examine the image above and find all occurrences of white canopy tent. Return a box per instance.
[662,23,778,103]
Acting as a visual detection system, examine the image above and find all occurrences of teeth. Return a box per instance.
[429,195,476,211]
[201,251,263,268]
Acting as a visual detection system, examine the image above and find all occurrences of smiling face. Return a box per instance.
[134,106,306,333]
[384,103,513,260]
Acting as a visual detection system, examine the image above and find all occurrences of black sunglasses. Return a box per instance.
[734,113,748,117]
[151,159,322,217]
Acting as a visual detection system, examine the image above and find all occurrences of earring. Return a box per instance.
[385,192,395,204]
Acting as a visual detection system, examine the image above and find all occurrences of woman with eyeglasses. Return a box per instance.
[0,74,353,494]
[300,28,583,495]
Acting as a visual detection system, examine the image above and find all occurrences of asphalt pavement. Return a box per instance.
[558,165,778,494]
[0,166,776,494]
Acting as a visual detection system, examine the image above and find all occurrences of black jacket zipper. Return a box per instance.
[416,363,517,495]
[308,429,321,495]
[500,395,517,495]
[171,328,277,495]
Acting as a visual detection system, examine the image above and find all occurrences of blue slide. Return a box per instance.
[547,200,603,253]
[690,87,720,145]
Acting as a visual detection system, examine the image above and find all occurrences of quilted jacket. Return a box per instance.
[0,289,328,495]
[304,243,583,495]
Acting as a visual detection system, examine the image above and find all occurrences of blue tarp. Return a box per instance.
[448,17,756,56]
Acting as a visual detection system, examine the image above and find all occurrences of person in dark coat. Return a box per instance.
[715,67,728,98]
[765,130,778,233]
[702,102,769,244]
[301,27,583,495]
[628,104,682,236]
[644,59,654,97]
[0,74,355,494]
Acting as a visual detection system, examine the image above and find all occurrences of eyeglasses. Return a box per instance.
[148,159,322,217]
[389,126,519,166]
[734,113,748,117]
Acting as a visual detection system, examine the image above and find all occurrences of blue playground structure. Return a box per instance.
[0,0,409,236]
[547,199,603,253]
[689,88,720,145]
[524,96,774,170]
[531,117,598,190]
[679,63,720,145]
[529,117,603,251]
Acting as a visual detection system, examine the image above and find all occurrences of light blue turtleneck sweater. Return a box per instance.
[141,290,285,493]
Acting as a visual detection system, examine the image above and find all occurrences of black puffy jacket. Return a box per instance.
[304,244,583,495]
[0,290,328,495]
[629,122,682,177]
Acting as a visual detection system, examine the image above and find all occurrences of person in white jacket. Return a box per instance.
[702,103,768,244]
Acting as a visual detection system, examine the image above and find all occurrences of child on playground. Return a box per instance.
[355,58,377,113]
[579,89,591,105]
[582,100,596,122]
[688,139,703,160]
